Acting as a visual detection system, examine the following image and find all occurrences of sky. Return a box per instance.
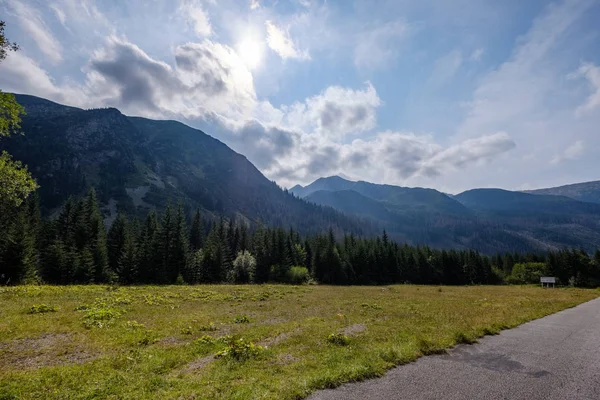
[1,0,600,193]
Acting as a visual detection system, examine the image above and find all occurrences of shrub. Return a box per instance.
[215,338,265,361]
[27,304,57,314]
[507,262,547,284]
[327,333,350,346]
[181,326,194,335]
[286,266,309,284]
[230,251,256,283]
[126,320,146,329]
[198,322,217,331]
[195,335,215,345]
[234,315,250,324]
[81,304,123,328]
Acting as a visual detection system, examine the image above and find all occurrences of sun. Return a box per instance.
[237,38,263,70]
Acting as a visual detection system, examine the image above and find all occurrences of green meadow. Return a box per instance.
[0,285,597,399]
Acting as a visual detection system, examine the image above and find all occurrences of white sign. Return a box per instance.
[540,277,556,283]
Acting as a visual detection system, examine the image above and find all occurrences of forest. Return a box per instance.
[2,188,600,287]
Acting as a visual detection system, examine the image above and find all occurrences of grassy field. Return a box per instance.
[0,285,597,399]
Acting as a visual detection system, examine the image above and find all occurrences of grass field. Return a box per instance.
[0,285,597,399]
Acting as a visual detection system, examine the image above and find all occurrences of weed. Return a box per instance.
[195,335,215,345]
[360,303,383,310]
[27,304,57,314]
[215,338,265,361]
[234,315,250,324]
[327,333,350,346]
[198,322,217,331]
[81,304,123,328]
[126,320,146,330]
[138,330,159,346]
[181,326,194,335]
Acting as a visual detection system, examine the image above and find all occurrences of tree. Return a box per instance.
[107,214,128,275]
[189,209,203,251]
[0,21,36,209]
[230,250,256,283]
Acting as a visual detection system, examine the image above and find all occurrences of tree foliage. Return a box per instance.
[2,191,600,288]
[0,21,36,211]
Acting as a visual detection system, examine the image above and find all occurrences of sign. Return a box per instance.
[541,276,556,288]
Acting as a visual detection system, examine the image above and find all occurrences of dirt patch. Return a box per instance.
[158,336,187,346]
[176,356,213,376]
[259,328,301,347]
[275,353,299,365]
[0,333,98,369]
[343,324,366,336]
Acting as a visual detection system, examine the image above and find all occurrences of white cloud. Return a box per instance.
[179,0,212,37]
[430,50,463,85]
[250,0,260,10]
[551,140,584,164]
[5,0,63,64]
[265,20,310,60]
[470,48,484,62]
[353,20,409,70]
[574,62,600,115]
[280,82,382,139]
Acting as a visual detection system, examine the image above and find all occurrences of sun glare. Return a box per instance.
[238,38,263,70]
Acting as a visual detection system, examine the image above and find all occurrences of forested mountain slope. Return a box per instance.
[295,177,600,253]
[0,95,368,235]
[525,181,600,204]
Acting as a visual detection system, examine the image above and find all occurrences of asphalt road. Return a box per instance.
[308,297,600,400]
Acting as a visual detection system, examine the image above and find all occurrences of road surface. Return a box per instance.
[308,297,600,400]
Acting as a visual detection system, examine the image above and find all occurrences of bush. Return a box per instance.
[327,333,350,346]
[234,315,250,324]
[286,266,309,284]
[198,322,217,331]
[215,338,265,361]
[506,262,547,284]
[27,304,57,314]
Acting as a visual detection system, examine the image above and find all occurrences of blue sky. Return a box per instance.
[1,0,600,193]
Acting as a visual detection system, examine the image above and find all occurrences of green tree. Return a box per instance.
[0,21,36,209]
[230,250,256,283]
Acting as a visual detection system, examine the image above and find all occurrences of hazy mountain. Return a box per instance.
[454,188,600,216]
[1,94,367,235]
[524,181,600,204]
[292,176,469,216]
[296,177,600,253]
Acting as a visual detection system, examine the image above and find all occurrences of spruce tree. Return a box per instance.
[189,209,203,251]
[107,214,127,276]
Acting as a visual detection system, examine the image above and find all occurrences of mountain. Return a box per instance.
[292,176,469,216]
[454,188,600,215]
[295,177,600,253]
[0,94,367,235]
[524,181,600,204]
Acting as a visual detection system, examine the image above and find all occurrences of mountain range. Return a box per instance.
[291,177,600,253]
[2,94,600,254]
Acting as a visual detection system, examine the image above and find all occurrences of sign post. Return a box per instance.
[540,277,556,288]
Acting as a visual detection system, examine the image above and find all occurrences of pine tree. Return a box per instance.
[83,189,109,282]
[136,211,159,283]
[189,209,203,251]
[107,214,127,275]
[118,223,137,284]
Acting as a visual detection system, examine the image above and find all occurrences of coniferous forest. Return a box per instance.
[2,188,600,287]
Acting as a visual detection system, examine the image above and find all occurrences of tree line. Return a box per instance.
[2,188,600,287]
